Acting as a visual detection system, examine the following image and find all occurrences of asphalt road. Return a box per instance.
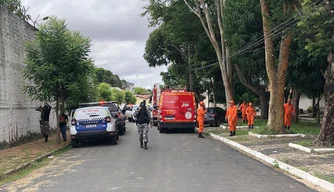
[0,123,315,192]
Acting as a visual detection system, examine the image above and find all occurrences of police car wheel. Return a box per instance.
[110,136,118,145]
[159,127,164,133]
[118,126,125,135]
[71,139,79,148]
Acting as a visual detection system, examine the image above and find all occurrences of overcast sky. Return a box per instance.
[21,0,168,89]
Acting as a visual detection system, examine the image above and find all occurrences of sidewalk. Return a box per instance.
[0,132,69,179]
[201,125,334,192]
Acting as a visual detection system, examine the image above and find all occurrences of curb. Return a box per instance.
[249,131,305,138]
[200,129,334,192]
[220,125,257,129]
[1,143,70,177]
[288,143,334,154]
[288,143,313,153]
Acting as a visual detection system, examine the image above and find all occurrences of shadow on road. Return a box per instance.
[74,139,120,148]
[158,128,197,135]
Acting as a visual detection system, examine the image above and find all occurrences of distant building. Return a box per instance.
[123,82,135,92]
[135,94,151,105]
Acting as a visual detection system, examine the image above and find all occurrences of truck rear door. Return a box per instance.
[178,94,195,122]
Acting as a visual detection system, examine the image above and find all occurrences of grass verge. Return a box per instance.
[314,173,334,184]
[208,129,249,136]
[251,119,320,135]
[0,145,70,186]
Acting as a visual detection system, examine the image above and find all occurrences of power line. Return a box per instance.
[192,0,327,71]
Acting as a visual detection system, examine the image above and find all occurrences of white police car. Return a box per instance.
[70,106,118,148]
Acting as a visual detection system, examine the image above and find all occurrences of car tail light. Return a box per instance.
[71,119,77,126]
[105,116,112,123]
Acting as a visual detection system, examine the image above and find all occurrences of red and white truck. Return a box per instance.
[153,86,197,133]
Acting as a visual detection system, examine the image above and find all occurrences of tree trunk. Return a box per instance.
[226,46,233,97]
[259,92,269,119]
[260,0,293,133]
[314,53,334,147]
[292,89,300,123]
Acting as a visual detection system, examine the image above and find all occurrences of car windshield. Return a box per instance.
[74,108,108,119]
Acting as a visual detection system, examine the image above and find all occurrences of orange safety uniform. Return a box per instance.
[246,105,256,126]
[225,104,238,132]
[284,102,295,127]
[239,103,248,121]
[197,105,207,133]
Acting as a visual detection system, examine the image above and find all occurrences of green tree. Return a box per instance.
[223,0,269,118]
[97,83,113,101]
[297,0,334,146]
[134,87,148,94]
[183,0,234,105]
[124,90,136,104]
[24,17,94,143]
[143,0,213,102]
[65,76,99,111]
[95,67,126,88]
[111,89,125,104]
[0,0,31,21]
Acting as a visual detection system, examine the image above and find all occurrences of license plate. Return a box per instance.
[86,124,97,128]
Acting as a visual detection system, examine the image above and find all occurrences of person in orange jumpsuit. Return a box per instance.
[284,99,295,130]
[246,102,256,129]
[225,100,238,136]
[197,101,207,138]
[239,101,248,123]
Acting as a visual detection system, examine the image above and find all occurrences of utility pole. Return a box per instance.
[188,45,193,91]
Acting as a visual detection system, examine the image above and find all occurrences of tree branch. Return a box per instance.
[183,0,200,18]
[234,63,263,95]
[199,0,220,49]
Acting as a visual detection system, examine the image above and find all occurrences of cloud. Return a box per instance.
[21,0,167,89]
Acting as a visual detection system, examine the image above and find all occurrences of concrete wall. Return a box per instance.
[299,95,325,111]
[0,7,56,145]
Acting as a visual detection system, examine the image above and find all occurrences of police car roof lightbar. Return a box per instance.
[78,101,117,106]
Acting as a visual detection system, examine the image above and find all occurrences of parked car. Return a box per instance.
[131,105,139,122]
[78,101,126,135]
[121,105,134,122]
[204,107,227,127]
[69,106,118,148]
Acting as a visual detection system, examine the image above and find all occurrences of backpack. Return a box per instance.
[136,109,149,124]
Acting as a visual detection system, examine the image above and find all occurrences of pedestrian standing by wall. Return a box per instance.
[35,103,51,142]
[59,113,68,142]
[246,102,256,129]
[225,100,238,136]
[197,101,207,138]
[134,102,151,150]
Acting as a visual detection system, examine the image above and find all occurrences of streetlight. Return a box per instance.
[33,15,49,28]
